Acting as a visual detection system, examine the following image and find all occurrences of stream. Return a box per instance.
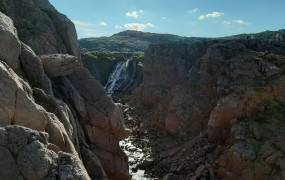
[118,102,158,180]
[120,137,152,180]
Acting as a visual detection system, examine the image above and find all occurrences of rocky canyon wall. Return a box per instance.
[132,33,285,179]
[135,35,285,136]
[0,0,129,179]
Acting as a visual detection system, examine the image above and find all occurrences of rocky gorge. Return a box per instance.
[0,0,285,180]
[80,29,285,179]
[128,34,285,179]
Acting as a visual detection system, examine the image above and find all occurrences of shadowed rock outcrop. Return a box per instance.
[0,0,79,56]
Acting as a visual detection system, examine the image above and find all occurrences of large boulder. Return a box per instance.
[40,54,81,77]
[19,42,53,94]
[33,88,81,153]
[68,67,129,140]
[0,58,90,178]
[0,125,90,180]
[50,66,130,179]
[67,67,130,179]
[0,59,80,157]
[0,11,20,70]
[0,60,47,130]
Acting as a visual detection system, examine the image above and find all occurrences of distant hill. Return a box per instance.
[79,30,204,53]
[224,29,285,40]
[79,30,285,53]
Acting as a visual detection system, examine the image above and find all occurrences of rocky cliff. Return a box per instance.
[135,31,285,135]
[0,0,129,179]
[130,30,285,179]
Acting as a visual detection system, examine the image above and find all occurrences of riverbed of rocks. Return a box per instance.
[118,99,224,180]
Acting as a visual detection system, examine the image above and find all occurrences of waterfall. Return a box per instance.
[105,59,143,96]
[105,60,129,94]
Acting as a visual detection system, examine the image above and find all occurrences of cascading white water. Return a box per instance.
[105,58,143,96]
[105,61,128,94]
[120,137,150,180]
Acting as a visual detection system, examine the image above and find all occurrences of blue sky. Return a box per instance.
[49,0,285,39]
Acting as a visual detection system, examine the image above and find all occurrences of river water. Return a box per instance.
[120,134,158,180]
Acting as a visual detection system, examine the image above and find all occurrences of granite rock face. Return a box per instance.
[0,11,20,70]
[132,34,285,179]
[0,0,130,179]
[0,0,79,56]
[135,37,285,136]
[0,125,90,180]
[20,42,54,94]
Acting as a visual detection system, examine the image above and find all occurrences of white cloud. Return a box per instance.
[222,21,231,25]
[161,17,173,22]
[99,21,108,26]
[72,20,97,37]
[199,12,224,20]
[223,20,249,26]
[233,20,249,26]
[123,23,154,31]
[188,8,199,14]
[126,10,144,18]
[115,25,123,29]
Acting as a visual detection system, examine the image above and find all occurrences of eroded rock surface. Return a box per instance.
[41,54,81,77]
[0,0,79,56]
[134,37,285,136]
[20,42,53,94]
[0,125,90,180]
[0,11,20,70]
[0,0,130,179]
[131,33,285,179]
